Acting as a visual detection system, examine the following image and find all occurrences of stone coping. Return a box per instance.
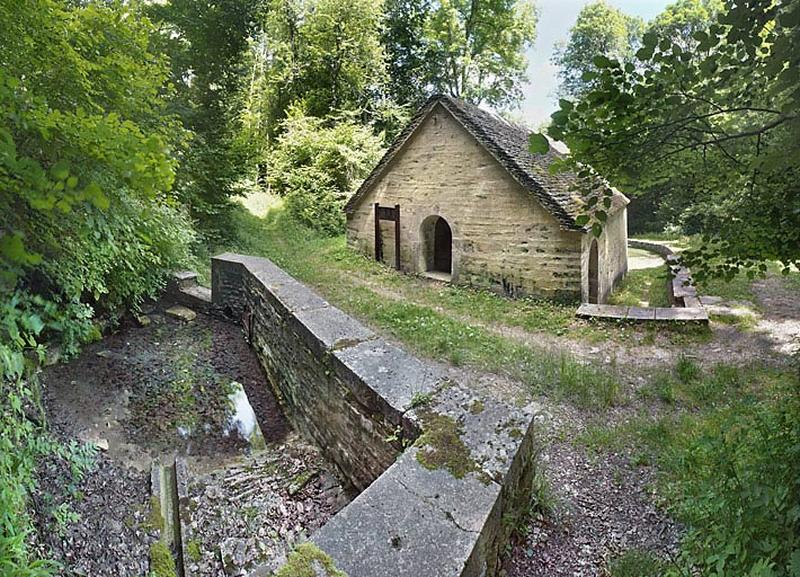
[576,241,708,323]
[576,303,708,322]
[211,253,539,577]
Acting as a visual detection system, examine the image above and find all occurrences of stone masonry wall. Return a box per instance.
[212,253,540,576]
[581,207,629,304]
[346,103,584,300]
[212,253,420,491]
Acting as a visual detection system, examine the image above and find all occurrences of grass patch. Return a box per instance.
[608,265,671,307]
[205,203,704,350]
[578,361,800,577]
[709,310,758,330]
[607,549,668,577]
[186,540,202,562]
[149,542,177,577]
[697,270,758,303]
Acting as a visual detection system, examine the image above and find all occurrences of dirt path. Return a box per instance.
[347,271,795,383]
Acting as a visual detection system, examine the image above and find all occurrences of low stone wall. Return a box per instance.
[211,253,538,577]
[577,240,708,323]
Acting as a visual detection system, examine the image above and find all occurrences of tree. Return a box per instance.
[267,105,385,234]
[148,0,265,238]
[382,0,433,106]
[241,0,388,147]
[424,0,538,108]
[536,0,800,281]
[552,1,643,98]
[648,0,722,51]
[1,2,194,573]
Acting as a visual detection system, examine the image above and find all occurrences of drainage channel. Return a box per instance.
[151,458,188,577]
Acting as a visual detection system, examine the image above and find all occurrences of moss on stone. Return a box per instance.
[410,391,433,408]
[149,542,177,577]
[275,543,347,577]
[186,540,202,562]
[508,427,523,439]
[414,411,477,479]
[147,496,164,533]
[469,399,485,414]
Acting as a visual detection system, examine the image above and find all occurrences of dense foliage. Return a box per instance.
[662,373,800,577]
[267,107,385,234]
[147,0,264,239]
[537,0,799,279]
[1,1,194,572]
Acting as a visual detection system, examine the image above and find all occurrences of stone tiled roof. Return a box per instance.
[344,94,627,231]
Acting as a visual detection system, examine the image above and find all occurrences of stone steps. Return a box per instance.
[167,271,212,314]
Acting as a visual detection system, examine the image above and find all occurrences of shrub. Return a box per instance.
[661,371,800,577]
[267,105,384,235]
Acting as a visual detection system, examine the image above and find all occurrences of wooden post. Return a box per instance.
[374,202,382,262]
[394,204,401,270]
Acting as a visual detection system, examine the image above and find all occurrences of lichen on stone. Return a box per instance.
[149,542,177,577]
[469,399,485,414]
[414,410,477,479]
[275,543,347,577]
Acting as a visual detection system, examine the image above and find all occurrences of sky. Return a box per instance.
[520,0,672,126]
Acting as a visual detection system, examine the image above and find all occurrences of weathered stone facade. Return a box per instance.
[345,97,629,303]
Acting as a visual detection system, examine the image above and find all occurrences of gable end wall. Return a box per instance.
[346,105,584,300]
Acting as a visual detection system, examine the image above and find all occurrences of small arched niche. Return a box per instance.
[588,239,599,304]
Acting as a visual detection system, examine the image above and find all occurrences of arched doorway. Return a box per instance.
[420,215,453,277]
[588,239,599,304]
[433,217,452,273]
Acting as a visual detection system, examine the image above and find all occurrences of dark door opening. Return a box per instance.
[433,217,452,273]
[588,239,599,304]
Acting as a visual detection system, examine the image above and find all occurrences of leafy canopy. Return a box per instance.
[539,0,800,279]
[424,0,538,108]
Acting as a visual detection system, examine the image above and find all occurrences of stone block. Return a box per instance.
[294,306,375,355]
[333,339,446,422]
[575,303,604,318]
[626,306,656,321]
[166,305,197,322]
[313,452,494,577]
[654,307,708,322]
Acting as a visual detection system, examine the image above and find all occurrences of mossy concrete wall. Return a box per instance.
[212,253,540,576]
[345,103,585,300]
[212,253,433,491]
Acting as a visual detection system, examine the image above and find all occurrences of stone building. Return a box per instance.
[344,95,629,303]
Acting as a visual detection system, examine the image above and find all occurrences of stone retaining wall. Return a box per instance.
[211,253,539,576]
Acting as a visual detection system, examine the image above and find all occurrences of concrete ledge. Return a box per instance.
[211,253,539,577]
[577,303,708,323]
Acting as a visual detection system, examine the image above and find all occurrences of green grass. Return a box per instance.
[607,549,669,577]
[697,270,758,303]
[200,204,630,407]
[608,265,671,307]
[576,361,800,577]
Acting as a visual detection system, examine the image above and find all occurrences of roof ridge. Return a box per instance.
[344,94,613,231]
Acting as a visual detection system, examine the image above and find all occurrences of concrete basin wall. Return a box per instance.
[211,253,538,576]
